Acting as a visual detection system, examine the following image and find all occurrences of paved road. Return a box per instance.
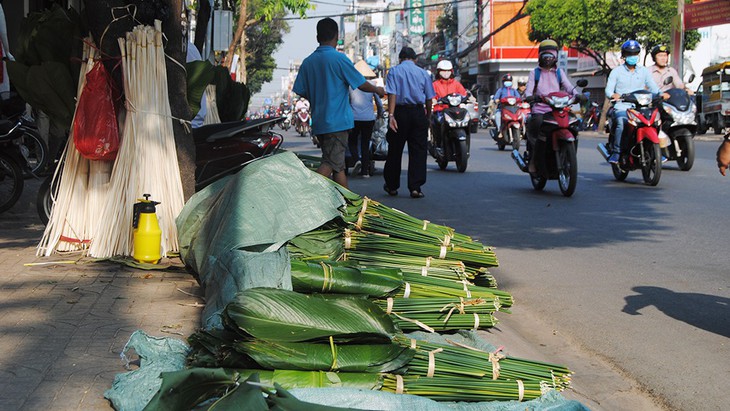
[281,127,728,411]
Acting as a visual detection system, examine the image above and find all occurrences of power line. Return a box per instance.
[276,0,475,21]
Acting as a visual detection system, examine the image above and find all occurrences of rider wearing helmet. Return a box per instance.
[517,80,527,99]
[605,39,664,164]
[524,39,580,173]
[492,74,520,139]
[431,59,468,145]
[649,45,689,93]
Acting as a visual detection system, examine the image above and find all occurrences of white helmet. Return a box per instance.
[436,60,453,71]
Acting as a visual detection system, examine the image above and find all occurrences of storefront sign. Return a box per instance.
[684,0,730,30]
[408,0,425,35]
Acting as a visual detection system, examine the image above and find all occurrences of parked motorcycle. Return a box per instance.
[659,80,697,171]
[37,117,283,224]
[597,89,663,186]
[493,96,526,151]
[512,79,587,197]
[429,93,471,172]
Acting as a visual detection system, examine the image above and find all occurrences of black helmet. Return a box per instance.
[518,80,526,86]
[502,73,513,82]
[651,44,669,58]
[621,39,641,56]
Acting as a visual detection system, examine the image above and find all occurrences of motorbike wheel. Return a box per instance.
[437,158,448,170]
[675,135,695,171]
[530,173,547,191]
[20,128,49,177]
[713,115,724,135]
[37,174,57,225]
[642,141,662,186]
[611,164,629,181]
[455,140,468,173]
[0,153,24,213]
[511,128,521,151]
[497,138,506,151]
[557,142,578,197]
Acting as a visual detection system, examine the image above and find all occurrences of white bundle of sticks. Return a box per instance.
[88,21,184,258]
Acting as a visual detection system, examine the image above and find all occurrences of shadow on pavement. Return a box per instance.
[622,286,730,338]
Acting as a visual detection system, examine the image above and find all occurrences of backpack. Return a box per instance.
[533,67,563,95]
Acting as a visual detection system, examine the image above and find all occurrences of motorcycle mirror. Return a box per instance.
[576,79,588,87]
[664,76,673,85]
[687,74,695,83]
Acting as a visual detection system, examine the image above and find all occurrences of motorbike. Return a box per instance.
[429,93,471,172]
[597,89,663,186]
[659,78,697,171]
[37,117,283,224]
[493,96,527,151]
[512,79,588,197]
[479,109,491,129]
[581,101,599,131]
[295,108,311,138]
[279,108,292,131]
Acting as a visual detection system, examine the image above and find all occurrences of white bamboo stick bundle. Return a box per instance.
[203,84,221,125]
[88,22,184,258]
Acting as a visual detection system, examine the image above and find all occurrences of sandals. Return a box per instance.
[383,184,398,196]
[410,190,425,199]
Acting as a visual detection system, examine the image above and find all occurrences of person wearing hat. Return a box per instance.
[348,60,384,178]
[293,17,385,188]
[383,46,436,199]
[525,39,580,173]
[649,45,691,93]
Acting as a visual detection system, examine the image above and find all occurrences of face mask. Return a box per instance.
[440,71,451,79]
[625,55,639,66]
[504,81,513,87]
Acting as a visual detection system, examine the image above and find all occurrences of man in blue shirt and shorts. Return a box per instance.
[293,18,385,188]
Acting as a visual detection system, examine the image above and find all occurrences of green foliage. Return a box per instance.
[244,3,291,95]
[436,5,458,39]
[186,60,216,114]
[213,65,251,121]
[526,0,700,69]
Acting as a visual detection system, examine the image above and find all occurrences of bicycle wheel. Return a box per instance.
[0,153,24,213]
[20,128,48,176]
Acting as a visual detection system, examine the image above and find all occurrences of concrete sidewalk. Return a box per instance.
[0,178,203,410]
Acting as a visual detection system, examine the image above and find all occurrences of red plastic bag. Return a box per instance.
[73,60,119,161]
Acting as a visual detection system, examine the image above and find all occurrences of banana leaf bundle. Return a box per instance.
[290,260,403,297]
[390,313,497,332]
[223,288,397,343]
[396,273,514,310]
[231,339,413,373]
[374,297,499,332]
[187,328,256,368]
[344,249,497,285]
[344,230,498,269]
[240,369,384,390]
[381,374,545,402]
[287,226,344,261]
[295,153,323,170]
[394,336,572,390]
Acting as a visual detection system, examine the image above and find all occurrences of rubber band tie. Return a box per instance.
[393,312,434,333]
[422,220,429,230]
[396,375,404,394]
[356,198,369,229]
[439,245,447,259]
[421,266,428,276]
[473,313,480,330]
[344,229,351,249]
[329,336,338,371]
[386,297,393,314]
[320,262,330,292]
[403,282,411,298]
[410,339,417,349]
[517,380,525,401]
[427,348,443,377]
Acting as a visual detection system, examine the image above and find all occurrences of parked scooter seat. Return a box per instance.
[192,117,282,144]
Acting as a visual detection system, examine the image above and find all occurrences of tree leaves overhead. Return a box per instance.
[526,0,700,70]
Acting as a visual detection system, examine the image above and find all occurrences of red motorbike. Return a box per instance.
[494,96,526,151]
[597,90,662,186]
[512,79,587,197]
[295,108,311,138]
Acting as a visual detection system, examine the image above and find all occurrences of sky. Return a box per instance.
[249,1,353,109]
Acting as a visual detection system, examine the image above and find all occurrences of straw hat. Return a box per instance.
[354,60,376,78]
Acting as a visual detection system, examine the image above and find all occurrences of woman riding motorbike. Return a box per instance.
[431,60,467,146]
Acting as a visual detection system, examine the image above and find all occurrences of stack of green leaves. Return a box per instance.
[345,230,498,270]
[374,297,500,332]
[394,272,514,311]
[290,260,402,297]
[393,336,572,390]
[231,339,413,373]
[381,374,545,402]
[287,224,344,261]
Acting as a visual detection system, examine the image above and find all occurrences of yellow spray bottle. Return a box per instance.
[133,194,162,264]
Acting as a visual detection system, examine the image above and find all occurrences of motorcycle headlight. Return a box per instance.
[548,95,571,108]
[447,95,462,106]
[506,97,517,106]
[634,93,652,107]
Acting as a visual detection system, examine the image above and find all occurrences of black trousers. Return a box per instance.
[348,120,375,173]
[384,105,428,192]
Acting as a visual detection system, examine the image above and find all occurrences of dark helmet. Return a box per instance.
[518,80,526,86]
[621,39,641,56]
[651,44,670,58]
[502,73,513,82]
[538,39,559,54]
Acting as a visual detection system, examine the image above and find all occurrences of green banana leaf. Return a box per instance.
[186,60,215,115]
[7,61,76,130]
[290,260,403,297]
[187,329,257,369]
[266,382,363,411]
[213,66,250,122]
[239,369,383,390]
[287,227,344,261]
[224,288,397,343]
[233,340,413,373]
[143,368,256,411]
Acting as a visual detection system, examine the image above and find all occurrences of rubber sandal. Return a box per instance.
[383,184,398,196]
[410,190,424,199]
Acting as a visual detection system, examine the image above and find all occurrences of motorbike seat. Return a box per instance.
[192,118,279,144]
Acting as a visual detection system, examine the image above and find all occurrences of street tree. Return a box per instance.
[243,3,291,95]
[526,0,700,72]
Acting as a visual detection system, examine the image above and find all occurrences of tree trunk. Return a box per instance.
[85,0,195,201]
[239,0,248,83]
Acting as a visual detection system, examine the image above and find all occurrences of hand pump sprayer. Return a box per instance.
[133,194,161,264]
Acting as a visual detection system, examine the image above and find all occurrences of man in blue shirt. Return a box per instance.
[383,47,436,199]
[605,40,665,164]
[293,18,385,188]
